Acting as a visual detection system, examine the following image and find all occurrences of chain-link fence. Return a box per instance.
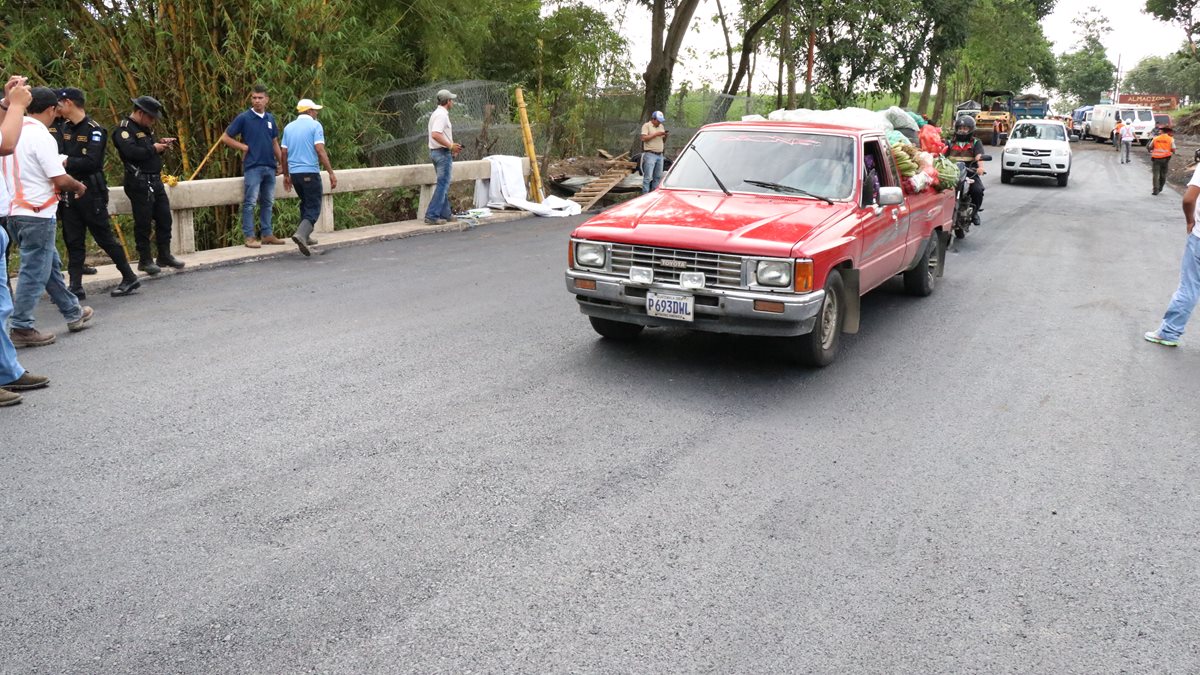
[577,88,761,159]
[367,80,540,166]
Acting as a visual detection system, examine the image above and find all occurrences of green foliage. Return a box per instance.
[1054,8,1115,107]
[1125,50,1200,98]
[1146,0,1200,55]
[954,0,1058,96]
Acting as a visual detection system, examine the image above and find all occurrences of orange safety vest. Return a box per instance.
[1150,134,1174,159]
[0,119,60,214]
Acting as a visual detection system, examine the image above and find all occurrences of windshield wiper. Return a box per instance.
[743,179,834,205]
[686,145,732,196]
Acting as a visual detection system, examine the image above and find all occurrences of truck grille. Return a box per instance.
[1021,148,1050,157]
[609,244,745,289]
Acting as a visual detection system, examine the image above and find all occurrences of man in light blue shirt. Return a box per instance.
[281,98,336,256]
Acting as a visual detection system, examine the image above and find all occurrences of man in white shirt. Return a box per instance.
[0,76,50,406]
[425,89,461,225]
[1119,121,1135,164]
[1146,164,1200,347]
[2,87,91,348]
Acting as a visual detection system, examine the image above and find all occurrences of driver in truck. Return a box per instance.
[946,115,986,225]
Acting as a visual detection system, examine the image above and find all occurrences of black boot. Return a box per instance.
[157,250,186,269]
[138,250,160,276]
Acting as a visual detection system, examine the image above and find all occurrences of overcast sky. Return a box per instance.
[607,0,1181,93]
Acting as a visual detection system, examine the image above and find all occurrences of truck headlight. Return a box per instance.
[575,242,606,268]
[1004,146,1019,155]
[1053,148,1068,157]
[756,260,792,287]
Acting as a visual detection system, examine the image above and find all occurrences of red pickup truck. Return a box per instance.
[564,121,955,366]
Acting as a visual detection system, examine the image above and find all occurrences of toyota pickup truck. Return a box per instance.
[564,121,955,366]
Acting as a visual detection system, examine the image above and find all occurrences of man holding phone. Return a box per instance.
[639,110,668,193]
[113,95,184,274]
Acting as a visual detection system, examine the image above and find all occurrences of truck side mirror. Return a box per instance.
[878,187,903,206]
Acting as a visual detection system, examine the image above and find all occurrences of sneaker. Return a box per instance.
[2,372,49,391]
[245,237,262,249]
[111,278,141,297]
[67,306,94,333]
[261,235,287,245]
[69,286,86,300]
[0,389,20,407]
[139,258,161,276]
[10,327,56,348]
[1144,331,1179,347]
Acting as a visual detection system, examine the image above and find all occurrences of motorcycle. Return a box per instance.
[953,154,992,240]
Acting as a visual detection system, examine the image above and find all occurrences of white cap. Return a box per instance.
[296,98,324,112]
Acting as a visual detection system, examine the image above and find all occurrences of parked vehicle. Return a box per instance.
[975,90,1016,145]
[1071,105,1093,136]
[564,121,956,367]
[1012,94,1050,119]
[1090,104,1156,145]
[1080,110,1095,140]
[1000,119,1075,187]
[1154,113,1173,135]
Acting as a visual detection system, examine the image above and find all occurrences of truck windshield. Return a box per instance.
[1138,110,1154,122]
[663,130,855,200]
[1011,124,1065,141]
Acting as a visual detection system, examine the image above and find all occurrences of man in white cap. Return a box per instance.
[281,98,336,256]
[426,88,462,224]
[639,110,668,193]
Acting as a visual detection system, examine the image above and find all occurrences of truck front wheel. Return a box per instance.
[787,269,845,367]
[589,316,644,340]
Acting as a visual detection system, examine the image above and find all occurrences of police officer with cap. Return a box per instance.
[52,87,141,298]
[112,95,185,274]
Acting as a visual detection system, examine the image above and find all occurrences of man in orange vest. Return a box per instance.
[1150,126,1176,196]
[1113,119,1124,151]
[1,87,91,348]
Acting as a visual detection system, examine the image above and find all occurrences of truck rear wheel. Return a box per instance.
[903,235,938,297]
[589,317,644,340]
[787,269,844,367]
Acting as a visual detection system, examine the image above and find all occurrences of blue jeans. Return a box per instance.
[428,148,453,221]
[8,215,83,330]
[291,173,322,225]
[641,152,664,193]
[0,226,24,383]
[1158,234,1200,341]
[242,165,276,238]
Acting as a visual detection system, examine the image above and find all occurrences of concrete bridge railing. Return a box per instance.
[105,158,532,254]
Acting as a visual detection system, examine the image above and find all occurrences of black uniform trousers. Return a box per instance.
[123,174,173,259]
[60,192,135,287]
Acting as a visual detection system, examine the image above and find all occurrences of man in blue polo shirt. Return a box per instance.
[220,84,284,248]
[281,98,337,257]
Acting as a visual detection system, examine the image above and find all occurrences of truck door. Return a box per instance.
[857,139,909,291]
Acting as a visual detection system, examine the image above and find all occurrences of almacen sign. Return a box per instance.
[1117,94,1180,111]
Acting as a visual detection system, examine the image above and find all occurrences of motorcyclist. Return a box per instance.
[945,115,985,225]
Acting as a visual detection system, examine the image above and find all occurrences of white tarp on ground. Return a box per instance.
[475,155,582,217]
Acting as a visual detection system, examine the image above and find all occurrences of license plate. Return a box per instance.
[1029,158,1042,166]
[646,291,694,322]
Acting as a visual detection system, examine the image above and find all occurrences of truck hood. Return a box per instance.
[1007,138,1069,152]
[570,189,851,258]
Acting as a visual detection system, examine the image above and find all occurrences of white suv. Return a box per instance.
[1001,119,1075,187]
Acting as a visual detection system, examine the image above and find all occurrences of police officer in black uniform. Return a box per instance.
[112,95,185,275]
[52,88,141,298]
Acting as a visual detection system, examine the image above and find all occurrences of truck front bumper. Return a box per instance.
[565,270,826,337]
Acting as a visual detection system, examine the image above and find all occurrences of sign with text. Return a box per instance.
[1117,94,1180,111]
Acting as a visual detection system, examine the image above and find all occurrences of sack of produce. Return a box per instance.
[887,130,908,145]
[919,125,946,155]
[883,106,918,131]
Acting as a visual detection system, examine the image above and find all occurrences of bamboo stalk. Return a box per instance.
[514,87,544,203]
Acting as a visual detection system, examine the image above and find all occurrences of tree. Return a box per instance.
[1125,51,1200,99]
[1055,8,1115,106]
[1146,0,1200,58]
[639,0,705,126]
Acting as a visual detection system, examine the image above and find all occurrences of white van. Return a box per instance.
[1090,104,1156,145]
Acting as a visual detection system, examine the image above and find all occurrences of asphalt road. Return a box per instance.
[4,141,1200,673]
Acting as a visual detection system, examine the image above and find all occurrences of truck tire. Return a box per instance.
[1001,169,1013,184]
[589,316,644,340]
[787,269,845,367]
[903,235,938,297]
[1056,172,1069,187]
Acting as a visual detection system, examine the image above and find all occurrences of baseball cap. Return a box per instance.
[28,87,58,114]
[296,98,324,112]
[652,110,665,123]
[436,89,457,103]
[56,87,85,106]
